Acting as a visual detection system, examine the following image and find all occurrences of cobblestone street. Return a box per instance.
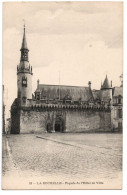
[2,133,122,189]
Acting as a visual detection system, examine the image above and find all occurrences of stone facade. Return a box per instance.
[111,87,123,131]
[66,110,111,132]
[17,72,32,101]
[101,89,112,102]
[11,103,111,134]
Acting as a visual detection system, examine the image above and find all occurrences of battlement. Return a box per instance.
[21,102,111,112]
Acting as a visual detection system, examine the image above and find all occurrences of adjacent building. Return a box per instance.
[111,86,123,131]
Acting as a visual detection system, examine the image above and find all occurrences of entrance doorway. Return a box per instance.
[47,123,51,133]
[55,118,64,132]
[55,123,61,132]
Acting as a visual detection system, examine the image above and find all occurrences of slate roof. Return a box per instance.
[101,75,111,89]
[113,87,123,97]
[35,84,93,101]
[92,90,101,100]
[21,26,28,50]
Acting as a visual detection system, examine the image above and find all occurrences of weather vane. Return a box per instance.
[23,19,25,29]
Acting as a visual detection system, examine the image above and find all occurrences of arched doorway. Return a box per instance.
[47,123,52,133]
[55,117,64,132]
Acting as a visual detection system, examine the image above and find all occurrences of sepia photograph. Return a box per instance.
[2,1,123,190]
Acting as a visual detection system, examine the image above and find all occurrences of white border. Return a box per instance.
[0,0,127,194]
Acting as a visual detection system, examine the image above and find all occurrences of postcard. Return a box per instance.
[2,1,123,189]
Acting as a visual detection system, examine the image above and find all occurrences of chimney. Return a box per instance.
[37,79,39,89]
[111,80,112,87]
[88,81,91,88]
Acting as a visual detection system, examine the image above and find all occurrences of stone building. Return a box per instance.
[11,26,122,134]
[111,86,123,131]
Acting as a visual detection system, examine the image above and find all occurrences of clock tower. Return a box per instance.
[17,25,33,105]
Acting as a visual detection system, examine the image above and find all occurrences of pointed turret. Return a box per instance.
[101,75,113,102]
[101,75,111,90]
[20,24,29,62]
[21,24,28,50]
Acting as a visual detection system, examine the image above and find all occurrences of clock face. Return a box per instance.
[22,78,27,87]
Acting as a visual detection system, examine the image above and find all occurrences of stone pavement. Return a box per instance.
[2,133,122,182]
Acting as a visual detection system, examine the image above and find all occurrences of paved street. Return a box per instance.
[2,133,122,189]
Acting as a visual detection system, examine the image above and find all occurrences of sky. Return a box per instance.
[2,1,123,118]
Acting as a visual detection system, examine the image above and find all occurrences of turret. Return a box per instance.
[101,75,112,102]
[17,24,33,105]
[101,75,111,90]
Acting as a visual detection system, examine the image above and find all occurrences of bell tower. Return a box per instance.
[17,24,33,105]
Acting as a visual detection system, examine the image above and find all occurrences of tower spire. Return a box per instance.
[20,23,29,61]
[101,75,111,90]
[21,22,28,50]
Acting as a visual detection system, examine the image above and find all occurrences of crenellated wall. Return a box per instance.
[17,106,111,134]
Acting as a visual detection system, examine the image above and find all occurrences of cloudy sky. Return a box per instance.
[3,1,123,117]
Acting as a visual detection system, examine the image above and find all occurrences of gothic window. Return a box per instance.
[36,93,40,100]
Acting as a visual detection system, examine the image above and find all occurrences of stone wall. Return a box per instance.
[19,108,111,134]
[11,98,20,134]
[66,110,111,132]
[20,110,48,134]
[101,89,112,101]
